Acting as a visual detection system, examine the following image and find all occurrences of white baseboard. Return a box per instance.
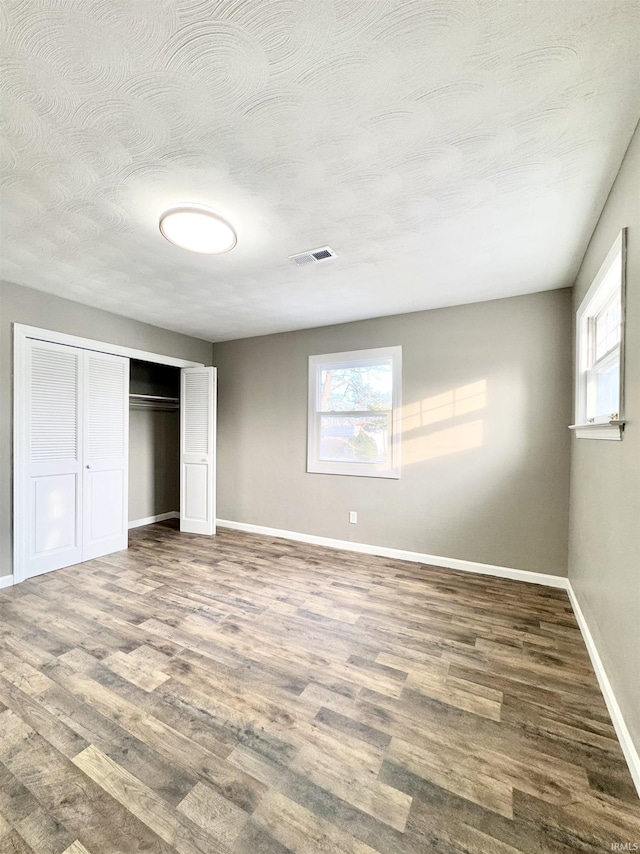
[567,582,640,798]
[215,519,568,589]
[128,511,179,529]
[0,574,14,589]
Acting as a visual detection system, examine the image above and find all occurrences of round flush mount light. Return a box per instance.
[159,204,237,254]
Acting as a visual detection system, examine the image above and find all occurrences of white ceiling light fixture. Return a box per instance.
[159,204,237,254]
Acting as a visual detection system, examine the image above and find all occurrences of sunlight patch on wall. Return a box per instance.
[402,418,484,464]
[401,380,486,432]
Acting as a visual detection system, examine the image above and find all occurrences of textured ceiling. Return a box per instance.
[1,1,639,342]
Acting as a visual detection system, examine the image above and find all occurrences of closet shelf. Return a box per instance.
[129,393,179,411]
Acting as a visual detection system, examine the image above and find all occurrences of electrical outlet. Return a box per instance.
[349,511,357,524]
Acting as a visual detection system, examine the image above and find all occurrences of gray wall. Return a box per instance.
[568,123,640,751]
[128,409,180,523]
[0,279,212,578]
[213,289,572,576]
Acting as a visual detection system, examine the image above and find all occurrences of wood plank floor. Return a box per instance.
[1,521,638,854]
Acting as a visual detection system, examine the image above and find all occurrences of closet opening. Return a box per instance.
[13,323,216,584]
[128,359,181,533]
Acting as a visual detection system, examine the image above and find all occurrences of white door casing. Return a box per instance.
[22,339,84,578]
[180,367,216,536]
[82,351,129,560]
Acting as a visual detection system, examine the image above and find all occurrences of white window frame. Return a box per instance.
[307,346,402,478]
[571,229,626,441]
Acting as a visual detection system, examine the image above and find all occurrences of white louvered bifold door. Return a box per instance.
[82,351,129,560]
[180,367,216,535]
[23,340,84,578]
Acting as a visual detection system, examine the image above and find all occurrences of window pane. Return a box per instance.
[319,413,389,462]
[595,298,621,360]
[587,360,620,419]
[318,362,392,412]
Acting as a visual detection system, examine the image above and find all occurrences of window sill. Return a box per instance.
[568,421,625,441]
[307,463,400,479]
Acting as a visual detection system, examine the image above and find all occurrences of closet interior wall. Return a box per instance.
[129,359,180,525]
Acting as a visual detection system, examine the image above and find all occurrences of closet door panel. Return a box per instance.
[82,351,129,560]
[24,340,83,578]
[183,463,208,521]
[33,474,78,554]
[86,469,125,540]
[180,367,216,535]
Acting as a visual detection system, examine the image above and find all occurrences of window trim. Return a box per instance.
[307,346,402,478]
[571,229,626,441]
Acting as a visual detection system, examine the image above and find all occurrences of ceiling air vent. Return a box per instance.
[289,246,336,266]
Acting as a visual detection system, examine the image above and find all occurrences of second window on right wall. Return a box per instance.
[573,228,626,440]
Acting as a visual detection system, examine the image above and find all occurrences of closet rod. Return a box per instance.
[129,394,179,402]
[129,393,179,411]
